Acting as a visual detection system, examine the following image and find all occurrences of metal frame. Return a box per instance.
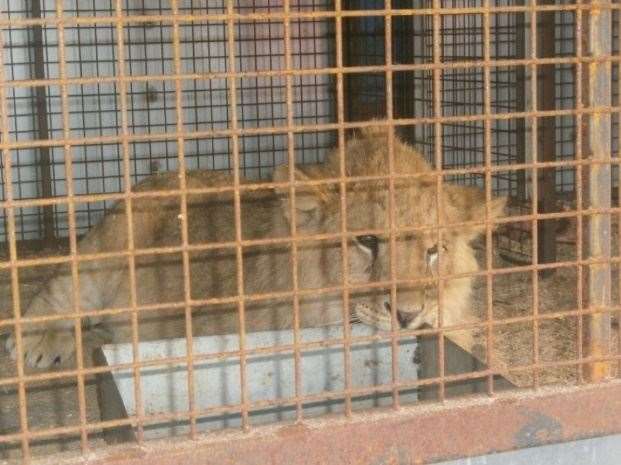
[0,0,619,463]
[25,381,621,465]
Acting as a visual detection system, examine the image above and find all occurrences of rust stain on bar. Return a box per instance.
[4,56,621,92]
[1,4,620,29]
[5,109,621,153]
[585,0,613,382]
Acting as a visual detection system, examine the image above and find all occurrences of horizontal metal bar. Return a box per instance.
[3,55,618,91]
[2,3,621,29]
[1,155,619,213]
[20,380,621,465]
[0,304,617,390]
[3,250,621,330]
[2,107,620,152]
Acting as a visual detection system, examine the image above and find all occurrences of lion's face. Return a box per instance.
[273,125,506,332]
[342,180,492,331]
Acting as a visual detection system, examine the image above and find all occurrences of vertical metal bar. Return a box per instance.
[114,0,146,443]
[0,26,31,463]
[515,1,527,201]
[392,4,416,133]
[30,0,55,247]
[55,1,89,451]
[529,0,541,388]
[170,0,199,438]
[342,0,354,123]
[225,0,251,430]
[335,0,354,417]
[417,0,447,403]
[384,0,401,409]
[585,0,612,382]
[575,0,585,384]
[282,0,304,422]
[431,0,445,403]
[482,0,495,396]
[536,0,557,278]
[617,0,621,380]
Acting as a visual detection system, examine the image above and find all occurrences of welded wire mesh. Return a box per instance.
[0,0,618,463]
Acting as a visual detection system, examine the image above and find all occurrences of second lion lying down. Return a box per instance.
[6,126,505,369]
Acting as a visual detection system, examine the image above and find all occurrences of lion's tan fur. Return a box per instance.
[6,125,505,369]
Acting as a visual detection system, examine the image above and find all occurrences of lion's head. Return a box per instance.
[273,125,506,333]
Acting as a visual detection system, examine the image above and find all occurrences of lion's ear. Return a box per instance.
[443,184,506,241]
[272,164,328,226]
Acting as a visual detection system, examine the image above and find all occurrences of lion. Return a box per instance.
[4,125,505,369]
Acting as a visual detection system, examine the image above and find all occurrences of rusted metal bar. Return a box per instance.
[483,0,494,395]
[225,0,251,430]
[5,108,621,153]
[30,0,56,247]
[585,0,612,382]
[515,0,527,201]
[282,0,304,422]
[170,0,199,439]
[3,248,621,335]
[335,0,355,416]
[2,4,620,29]
[4,55,621,93]
[0,23,31,463]
[113,0,147,443]
[618,0,621,379]
[536,0,557,278]
[1,165,621,215]
[55,0,90,451]
[26,381,621,465]
[2,303,621,393]
[575,0,585,384]
[383,0,402,409]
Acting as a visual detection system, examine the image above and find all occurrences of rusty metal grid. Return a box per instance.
[0,0,336,245]
[14,381,621,465]
[0,0,619,463]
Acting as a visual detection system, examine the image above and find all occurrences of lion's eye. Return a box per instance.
[356,235,379,254]
[426,244,445,266]
[427,245,438,257]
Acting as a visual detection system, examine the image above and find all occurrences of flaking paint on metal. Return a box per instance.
[515,411,563,448]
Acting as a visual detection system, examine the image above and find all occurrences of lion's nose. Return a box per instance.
[397,310,415,328]
[384,301,417,329]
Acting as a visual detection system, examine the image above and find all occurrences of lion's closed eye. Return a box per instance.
[356,234,379,259]
[426,244,447,267]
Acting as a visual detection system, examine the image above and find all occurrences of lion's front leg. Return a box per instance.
[4,265,116,369]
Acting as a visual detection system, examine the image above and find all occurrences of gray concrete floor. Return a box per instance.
[439,434,621,465]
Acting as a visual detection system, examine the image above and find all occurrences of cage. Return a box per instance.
[0,0,620,463]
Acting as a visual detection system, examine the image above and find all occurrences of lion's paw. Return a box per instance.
[5,328,75,369]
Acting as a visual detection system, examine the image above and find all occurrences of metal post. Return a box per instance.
[585,0,612,382]
[515,0,527,201]
[30,0,55,247]
[536,0,558,277]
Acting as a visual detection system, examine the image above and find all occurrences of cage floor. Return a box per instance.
[471,232,621,387]
[0,236,619,460]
